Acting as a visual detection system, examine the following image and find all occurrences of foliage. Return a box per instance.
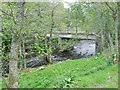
[1,2,119,88]
[59,38,77,52]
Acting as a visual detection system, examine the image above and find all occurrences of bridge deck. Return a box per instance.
[47,33,99,40]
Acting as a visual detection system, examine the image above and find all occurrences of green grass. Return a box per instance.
[18,54,118,88]
[0,78,2,90]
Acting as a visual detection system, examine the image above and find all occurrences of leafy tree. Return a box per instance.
[1,1,25,88]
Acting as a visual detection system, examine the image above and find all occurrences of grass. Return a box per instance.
[18,54,118,88]
[0,78,2,90]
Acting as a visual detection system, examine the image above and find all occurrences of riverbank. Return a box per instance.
[18,54,118,88]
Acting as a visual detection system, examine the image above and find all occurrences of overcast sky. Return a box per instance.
[63,0,77,8]
[64,0,77,2]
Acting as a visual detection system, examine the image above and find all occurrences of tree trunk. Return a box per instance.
[105,2,119,63]
[96,3,108,60]
[117,2,120,61]
[22,40,26,68]
[19,41,22,69]
[9,34,19,88]
[66,8,70,33]
[108,32,114,54]
[117,2,120,66]
[105,14,114,59]
[75,16,78,38]
[111,5,118,63]
[8,1,25,88]
[75,7,78,37]
[114,14,118,61]
[47,6,56,63]
[75,16,78,35]
[0,13,2,82]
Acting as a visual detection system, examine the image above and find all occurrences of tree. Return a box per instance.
[0,2,2,80]
[105,2,118,63]
[117,2,120,64]
[47,3,57,63]
[8,1,25,88]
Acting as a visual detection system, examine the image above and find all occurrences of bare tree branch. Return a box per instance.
[105,2,115,12]
[0,8,10,16]
[105,2,117,20]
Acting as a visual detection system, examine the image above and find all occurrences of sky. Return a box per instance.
[64,0,77,2]
[63,0,77,8]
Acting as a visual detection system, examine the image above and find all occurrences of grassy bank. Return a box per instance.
[18,54,118,88]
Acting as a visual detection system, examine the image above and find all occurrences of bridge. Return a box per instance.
[47,32,99,40]
[47,32,100,57]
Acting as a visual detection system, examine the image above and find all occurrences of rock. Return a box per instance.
[38,66,45,70]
